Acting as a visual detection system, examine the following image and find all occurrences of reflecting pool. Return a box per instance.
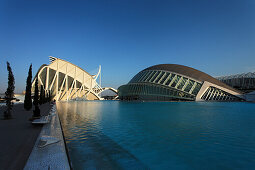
[57,101,255,170]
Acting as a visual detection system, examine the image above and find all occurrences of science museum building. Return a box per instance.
[118,64,244,101]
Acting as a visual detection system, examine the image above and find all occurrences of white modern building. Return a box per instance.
[32,57,117,101]
[118,64,245,101]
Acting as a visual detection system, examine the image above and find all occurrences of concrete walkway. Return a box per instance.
[24,105,70,170]
[0,103,51,170]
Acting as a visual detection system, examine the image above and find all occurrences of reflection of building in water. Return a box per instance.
[32,57,117,101]
[245,91,255,102]
[56,101,104,131]
[216,72,255,93]
[118,64,245,101]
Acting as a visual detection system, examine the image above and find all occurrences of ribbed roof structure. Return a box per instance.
[217,72,255,80]
[143,64,242,93]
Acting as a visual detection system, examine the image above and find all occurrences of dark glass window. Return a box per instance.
[205,87,212,100]
[155,72,164,83]
[184,80,194,92]
[177,77,188,90]
[173,90,177,96]
[134,85,138,94]
[160,72,170,84]
[150,71,160,82]
[165,74,175,86]
[135,72,145,82]
[145,71,156,82]
[191,83,202,95]
[132,85,136,94]
[171,75,181,88]
[201,88,210,100]
[140,71,151,82]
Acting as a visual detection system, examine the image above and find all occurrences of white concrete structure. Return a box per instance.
[195,81,244,101]
[32,57,117,101]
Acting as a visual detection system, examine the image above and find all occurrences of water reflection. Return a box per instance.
[57,101,255,170]
[57,101,146,170]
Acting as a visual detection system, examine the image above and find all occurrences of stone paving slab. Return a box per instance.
[24,105,70,170]
[0,103,51,170]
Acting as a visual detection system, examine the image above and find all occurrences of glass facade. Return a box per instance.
[119,66,244,102]
[118,83,196,101]
[201,86,242,101]
[119,70,203,101]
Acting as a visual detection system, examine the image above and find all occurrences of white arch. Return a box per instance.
[32,57,108,101]
[97,87,118,94]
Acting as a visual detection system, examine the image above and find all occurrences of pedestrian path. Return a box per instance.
[24,105,70,170]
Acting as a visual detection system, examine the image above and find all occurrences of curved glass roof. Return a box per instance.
[133,64,241,93]
[128,69,202,96]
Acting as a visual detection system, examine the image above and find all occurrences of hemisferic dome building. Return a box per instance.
[118,64,245,101]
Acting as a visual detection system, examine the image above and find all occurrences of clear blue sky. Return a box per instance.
[0,0,254,93]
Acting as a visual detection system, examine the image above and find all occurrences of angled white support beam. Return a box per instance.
[32,57,117,101]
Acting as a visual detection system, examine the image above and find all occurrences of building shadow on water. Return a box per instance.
[57,101,148,170]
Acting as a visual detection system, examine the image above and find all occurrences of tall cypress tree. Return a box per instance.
[39,85,44,105]
[33,78,40,118]
[42,87,46,104]
[24,64,32,110]
[43,89,47,103]
[46,91,49,103]
[48,90,52,102]
[41,86,46,104]
[4,62,15,119]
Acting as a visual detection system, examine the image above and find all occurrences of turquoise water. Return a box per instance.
[57,101,255,170]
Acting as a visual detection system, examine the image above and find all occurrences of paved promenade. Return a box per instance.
[24,105,70,170]
[0,103,51,170]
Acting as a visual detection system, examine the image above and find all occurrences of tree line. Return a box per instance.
[3,62,52,119]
